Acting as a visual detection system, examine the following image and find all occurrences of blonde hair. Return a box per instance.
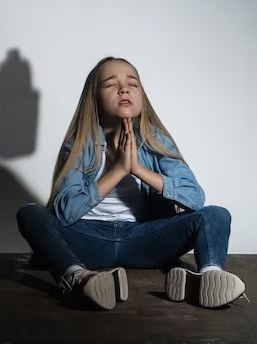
[47,57,184,208]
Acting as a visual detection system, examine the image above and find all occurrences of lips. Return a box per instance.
[119,98,132,105]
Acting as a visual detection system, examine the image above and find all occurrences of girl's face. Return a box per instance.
[97,60,143,126]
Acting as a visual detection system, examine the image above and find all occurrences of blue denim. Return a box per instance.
[53,127,205,226]
[17,204,231,282]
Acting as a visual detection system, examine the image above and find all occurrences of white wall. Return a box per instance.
[0,0,256,253]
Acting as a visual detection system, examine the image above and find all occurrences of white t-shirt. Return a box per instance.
[81,145,145,222]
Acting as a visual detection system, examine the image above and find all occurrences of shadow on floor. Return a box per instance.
[0,166,39,253]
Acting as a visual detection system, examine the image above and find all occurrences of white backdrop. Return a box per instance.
[0,0,256,253]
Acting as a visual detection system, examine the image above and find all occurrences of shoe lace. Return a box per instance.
[59,269,97,293]
[239,292,250,303]
[70,269,97,288]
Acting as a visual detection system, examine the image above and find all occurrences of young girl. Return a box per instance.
[17,57,246,310]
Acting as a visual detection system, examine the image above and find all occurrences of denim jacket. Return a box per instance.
[53,127,205,226]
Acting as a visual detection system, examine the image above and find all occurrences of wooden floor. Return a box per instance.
[0,254,256,344]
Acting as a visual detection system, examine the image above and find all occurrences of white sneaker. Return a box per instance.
[165,267,246,308]
[109,267,128,302]
[82,271,116,310]
[60,267,128,310]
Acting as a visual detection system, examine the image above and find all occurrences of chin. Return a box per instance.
[118,112,140,119]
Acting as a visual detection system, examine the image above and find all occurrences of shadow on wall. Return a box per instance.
[0,49,39,157]
[0,49,40,253]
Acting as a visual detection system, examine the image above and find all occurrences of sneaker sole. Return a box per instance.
[165,267,187,301]
[83,271,116,310]
[165,268,245,308]
[109,267,128,302]
[200,270,245,308]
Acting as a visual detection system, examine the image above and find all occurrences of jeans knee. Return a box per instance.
[16,203,44,236]
[202,205,231,234]
[207,205,231,219]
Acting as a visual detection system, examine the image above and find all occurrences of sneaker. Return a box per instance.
[59,267,128,310]
[109,267,128,302]
[165,267,246,308]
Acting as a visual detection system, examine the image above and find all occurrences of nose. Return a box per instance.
[118,84,129,94]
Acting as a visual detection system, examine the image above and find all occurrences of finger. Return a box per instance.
[130,126,136,146]
[127,118,133,133]
[121,130,126,152]
[123,119,129,135]
[119,121,126,150]
[118,123,126,150]
[124,131,131,149]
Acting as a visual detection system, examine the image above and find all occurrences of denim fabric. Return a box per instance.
[53,127,205,226]
[17,203,231,282]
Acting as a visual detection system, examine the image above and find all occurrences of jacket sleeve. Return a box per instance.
[157,139,205,211]
[53,145,103,226]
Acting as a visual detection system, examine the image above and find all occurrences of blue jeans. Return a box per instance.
[16,204,231,282]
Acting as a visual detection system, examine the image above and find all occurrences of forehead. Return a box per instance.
[98,60,138,80]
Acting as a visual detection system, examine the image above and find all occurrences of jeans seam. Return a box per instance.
[50,214,85,277]
[114,241,120,265]
[199,210,228,270]
[199,211,213,265]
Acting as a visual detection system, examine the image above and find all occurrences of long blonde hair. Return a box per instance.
[47,57,184,208]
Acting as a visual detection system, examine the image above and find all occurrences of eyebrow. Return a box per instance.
[101,74,139,85]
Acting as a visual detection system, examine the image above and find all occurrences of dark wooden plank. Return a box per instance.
[0,254,256,343]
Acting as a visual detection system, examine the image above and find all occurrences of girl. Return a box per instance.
[17,57,246,310]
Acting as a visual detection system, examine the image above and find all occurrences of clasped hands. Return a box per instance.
[114,118,141,177]
[99,118,163,196]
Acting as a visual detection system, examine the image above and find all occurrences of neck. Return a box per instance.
[102,124,122,152]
